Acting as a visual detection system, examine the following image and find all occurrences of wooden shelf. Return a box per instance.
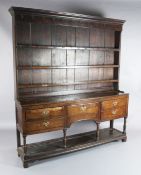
[17,128,126,166]
[18,80,118,89]
[19,90,121,104]
[19,89,118,98]
[16,44,120,51]
[17,65,119,70]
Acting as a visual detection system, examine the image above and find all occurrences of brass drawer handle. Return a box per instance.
[112,109,117,115]
[80,105,87,111]
[113,101,118,106]
[42,110,49,116]
[42,110,49,125]
[43,121,50,127]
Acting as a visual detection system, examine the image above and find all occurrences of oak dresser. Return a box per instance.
[9,7,129,168]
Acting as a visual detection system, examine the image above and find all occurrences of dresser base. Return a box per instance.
[17,128,127,168]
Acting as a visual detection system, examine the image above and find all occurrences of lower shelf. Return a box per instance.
[18,128,127,168]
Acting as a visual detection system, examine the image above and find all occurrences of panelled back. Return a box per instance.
[15,13,122,98]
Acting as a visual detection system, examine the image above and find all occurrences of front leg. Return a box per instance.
[122,117,127,142]
[23,162,28,168]
[96,121,100,141]
[123,117,127,134]
[63,128,67,148]
[16,128,21,157]
[23,135,27,153]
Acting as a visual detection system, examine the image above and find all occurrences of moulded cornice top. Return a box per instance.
[9,6,125,24]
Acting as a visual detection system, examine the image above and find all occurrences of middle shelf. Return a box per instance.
[18,79,118,89]
[16,44,120,51]
[17,65,119,70]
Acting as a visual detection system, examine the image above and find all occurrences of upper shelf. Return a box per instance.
[16,44,120,51]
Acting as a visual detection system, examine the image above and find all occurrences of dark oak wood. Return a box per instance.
[9,7,129,168]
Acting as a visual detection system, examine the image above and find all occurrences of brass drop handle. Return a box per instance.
[42,110,50,127]
[80,105,87,111]
[42,110,50,120]
[112,109,117,115]
[43,121,50,127]
[42,110,49,116]
[113,101,118,106]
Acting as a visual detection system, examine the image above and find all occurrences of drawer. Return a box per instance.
[101,106,127,120]
[101,96,128,110]
[24,116,65,134]
[25,106,65,121]
[67,102,99,124]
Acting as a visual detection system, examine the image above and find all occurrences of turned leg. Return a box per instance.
[23,135,27,153]
[122,137,127,142]
[63,128,67,148]
[16,128,21,147]
[122,117,127,142]
[16,108,21,156]
[123,117,127,134]
[23,162,28,168]
[96,122,100,140]
[110,120,114,133]
[23,135,28,167]
[16,128,21,157]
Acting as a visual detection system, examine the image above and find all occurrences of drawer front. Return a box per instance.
[67,102,99,124]
[24,117,65,134]
[101,96,128,110]
[101,96,128,121]
[101,106,127,120]
[25,106,65,121]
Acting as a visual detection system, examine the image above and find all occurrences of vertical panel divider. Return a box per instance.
[51,24,53,93]
[114,31,121,91]
[74,27,76,90]
[15,48,19,97]
[29,22,33,94]
[103,45,106,83]
[103,24,106,80]
[66,49,68,90]
[101,24,106,87]
[66,27,68,90]
[88,25,90,90]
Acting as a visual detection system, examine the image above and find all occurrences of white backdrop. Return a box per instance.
[0,0,141,174]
